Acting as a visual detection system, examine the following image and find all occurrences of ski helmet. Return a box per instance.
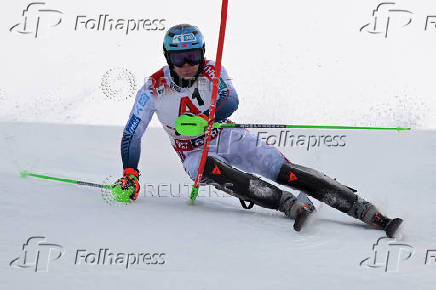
[163,24,205,65]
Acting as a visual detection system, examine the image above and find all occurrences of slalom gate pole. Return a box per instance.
[190,0,229,201]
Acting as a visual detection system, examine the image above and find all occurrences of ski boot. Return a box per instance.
[279,191,315,231]
[348,197,403,238]
[276,161,403,237]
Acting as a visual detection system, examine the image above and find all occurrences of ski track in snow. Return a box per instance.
[0,122,435,290]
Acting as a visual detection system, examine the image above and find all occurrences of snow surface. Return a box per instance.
[1,122,435,289]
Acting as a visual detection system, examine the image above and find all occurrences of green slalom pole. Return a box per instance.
[19,170,133,202]
[216,124,411,131]
[175,114,411,137]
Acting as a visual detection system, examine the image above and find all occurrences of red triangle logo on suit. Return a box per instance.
[288,172,298,182]
[212,165,221,175]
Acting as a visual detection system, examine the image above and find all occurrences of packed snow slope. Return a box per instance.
[0,122,435,290]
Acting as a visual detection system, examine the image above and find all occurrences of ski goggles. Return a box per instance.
[168,49,203,67]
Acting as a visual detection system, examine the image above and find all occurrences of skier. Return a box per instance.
[116,24,403,237]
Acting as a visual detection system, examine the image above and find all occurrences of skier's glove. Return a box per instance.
[116,168,140,200]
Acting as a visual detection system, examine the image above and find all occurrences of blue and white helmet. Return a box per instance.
[163,24,205,65]
[163,24,205,51]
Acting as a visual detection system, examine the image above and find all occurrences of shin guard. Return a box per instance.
[203,156,283,210]
[276,161,383,226]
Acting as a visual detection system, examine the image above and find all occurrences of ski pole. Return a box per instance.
[175,114,411,137]
[19,170,132,202]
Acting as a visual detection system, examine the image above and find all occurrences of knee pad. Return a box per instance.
[203,156,283,210]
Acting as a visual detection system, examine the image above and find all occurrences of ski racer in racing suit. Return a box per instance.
[116,24,403,237]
